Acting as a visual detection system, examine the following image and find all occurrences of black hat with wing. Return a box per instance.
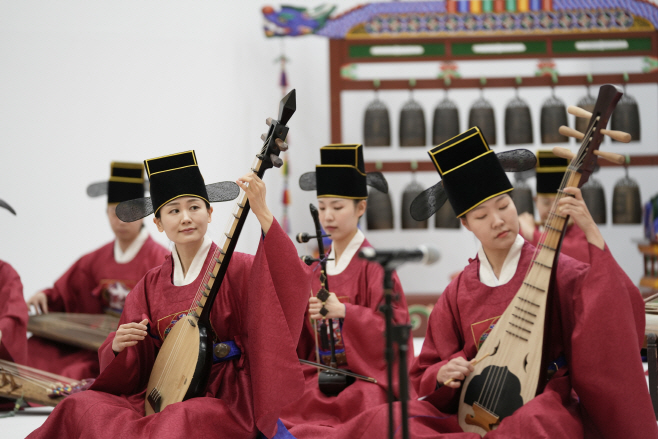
[410,127,537,221]
[0,199,16,215]
[87,162,147,204]
[115,150,240,222]
[535,150,569,195]
[299,143,388,197]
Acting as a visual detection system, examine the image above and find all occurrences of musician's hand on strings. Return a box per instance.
[236,172,273,235]
[518,212,536,241]
[437,357,474,389]
[309,292,346,320]
[558,187,605,251]
[26,291,49,314]
[112,318,149,354]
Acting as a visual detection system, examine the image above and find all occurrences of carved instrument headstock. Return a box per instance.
[570,84,622,186]
[258,89,296,171]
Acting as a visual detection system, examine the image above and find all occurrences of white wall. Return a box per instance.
[0,1,655,300]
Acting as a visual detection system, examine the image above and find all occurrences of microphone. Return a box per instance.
[358,245,440,267]
[296,232,331,243]
[300,255,317,266]
[300,255,335,266]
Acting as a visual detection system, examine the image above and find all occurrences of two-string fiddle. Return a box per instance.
[303,203,348,396]
[297,204,379,395]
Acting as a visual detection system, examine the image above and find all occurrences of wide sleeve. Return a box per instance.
[247,218,311,438]
[0,262,28,364]
[409,278,468,414]
[261,218,313,342]
[567,244,658,439]
[90,274,158,396]
[341,262,415,398]
[42,254,101,314]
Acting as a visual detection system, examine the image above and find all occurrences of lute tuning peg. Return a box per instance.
[275,138,288,151]
[566,106,631,143]
[270,153,283,168]
[552,145,626,165]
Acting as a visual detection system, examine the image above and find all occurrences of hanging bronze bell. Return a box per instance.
[401,180,428,229]
[581,177,607,224]
[611,92,640,141]
[511,179,534,216]
[434,201,460,229]
[574,90,595,134]
[468,95,496,145]
[399,97,426,147]
[540,93,569,143]
[366,187,394,230]
[432,96,460,146]
[505,93,533,145]
[363,95,391,147]
[612,168,642,224]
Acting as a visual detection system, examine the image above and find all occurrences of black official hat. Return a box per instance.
[116,150,240,222]
[410,127,537,220]
[0,199,16,215]
[536,150,568,196]
[299,144,388,198]
[87,162,146,204]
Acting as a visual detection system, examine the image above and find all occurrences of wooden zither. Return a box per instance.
[457,84,623,435]
[143,90,296,416]
[28,312,120,351]
[0,359,92,406]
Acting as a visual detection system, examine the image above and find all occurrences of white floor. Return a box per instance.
[3,338,654,438]
[3,407,53,439]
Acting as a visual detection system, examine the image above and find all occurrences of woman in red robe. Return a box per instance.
[0,199,29,411]
[27,150,310,439]
[330,128,655,438]
[279,144,414,437]
[25,162,169,380]
[0,199,28,366]
[519,150,590,263]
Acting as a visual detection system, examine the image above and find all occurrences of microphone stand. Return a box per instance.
[377,261,411,439]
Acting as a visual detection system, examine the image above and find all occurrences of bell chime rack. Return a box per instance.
[364,154,658,173]
[338,72,658,93]
[329,33,658,144]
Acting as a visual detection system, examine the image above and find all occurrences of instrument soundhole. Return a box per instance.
[464,365,524,423]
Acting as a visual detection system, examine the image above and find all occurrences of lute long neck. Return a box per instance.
[185,156,264,326]
[181,88,295,329]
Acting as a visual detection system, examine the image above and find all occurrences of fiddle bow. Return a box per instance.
[308,203,348,396]
[297,203,379,394]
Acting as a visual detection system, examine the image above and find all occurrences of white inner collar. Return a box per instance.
[114,228,149,264]
[172,235,212,286]
[326,229,365,276]
[477,234,525,287]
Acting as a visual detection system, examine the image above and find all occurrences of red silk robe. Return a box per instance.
[279,238,415,438]
[532,223,590,264]
[0,260,28,411]
[27,220,310,439]
[330,241,655,439]
[0,260,28,365]
[27,235,169,379]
